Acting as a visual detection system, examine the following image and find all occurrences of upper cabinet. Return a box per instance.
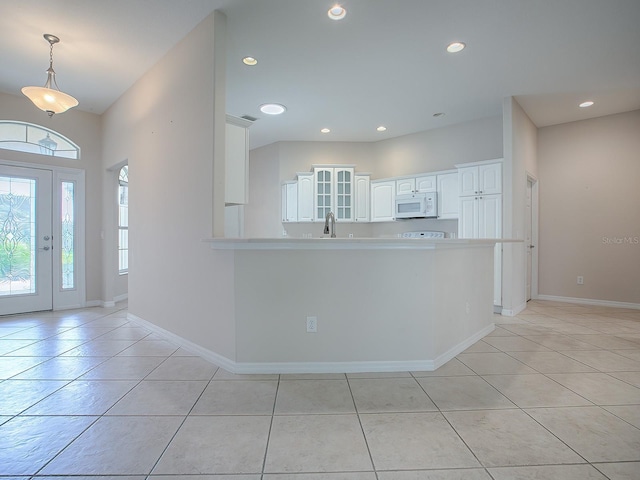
[396,175,436,195]
[436,172,458,219]
[225,115,251,205]
[297,172,314,222]
[458,161,502,197]
[314,166,354,222]
[370,180,396,222]
[354,174,371,222]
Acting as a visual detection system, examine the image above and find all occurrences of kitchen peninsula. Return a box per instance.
[206,237,509,374]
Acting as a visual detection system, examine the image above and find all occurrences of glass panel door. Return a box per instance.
[0,165,52,315]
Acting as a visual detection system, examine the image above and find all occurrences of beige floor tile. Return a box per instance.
[78,356,166,380]
[117,339,179,356]
[0,356,51,379]
[412,358,476,377]
[145,355,218,380]
[461,341,500,353]
[521,334,598,351]
[1,326,74,340]
[37,477,145,480]
[417,376,515,410]
[377,471,491,480]
[349,377,437,413]
[547,372,640,404]
[53,327,120,340]
[594,462,640,480]
[488,464,608,479]
[150,476,259,480]
[23,379,137,415]
[560,350,640,372]
[13,356,108,380]
[360,412,479,470]
[41,416,183,475]
[106,380,207,415]
[0,338,38,355]
[485,326,518,337]
[0,379,68,414]
[526,406,640,462]
[482,374,593,407]
[60,340,137,357]
[97,327,151,341]
[603,405,640,429]
[153,415,271,474]
[608,371,640,388]
[7,339,86,356]
[346,371,412,378]
[613,349,640,362]
[275,379,355,414]
[507,351,597,373]
[265,414,372,473]
[281,373,346,380]
[568,334,640,350]
[500,325,553,335]
[191,380,277,415]
[443,409,584,467]
[264,474,376,480]
[456,352,537,375]
[212,368,279,380]
[549,324,603,335]
[0,415,97,475]
[482,336,551,352]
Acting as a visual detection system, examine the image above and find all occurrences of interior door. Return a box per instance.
[526,179,533,301]
[0,165,53,315]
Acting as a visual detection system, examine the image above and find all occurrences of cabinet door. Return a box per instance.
[458,196,478,238]
[370,180,396,222]
[415,175,437,193]
[354,174,370,222]
[479,163,502,195]
[297,173,314,222]
[281,182,297,222]
[458,167,479,197]
[335,167,354,221]
[396,178,415,195]
[436,173,458,219]
[478,194,502,239]
[314,168,333,221]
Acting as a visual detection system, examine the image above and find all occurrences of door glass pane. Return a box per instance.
[61,181,75,290]
[0,176,36,296]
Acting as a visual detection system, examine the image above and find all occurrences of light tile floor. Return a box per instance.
[0,300,639,479]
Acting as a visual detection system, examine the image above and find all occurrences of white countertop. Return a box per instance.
[205,237,522,250]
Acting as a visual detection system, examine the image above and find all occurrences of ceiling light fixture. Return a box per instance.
[21,34,79,117]
[260,103,287,115]
[328,5,347,20]
[376,126,387,132]
[579,100,594,108]
[446,42,466,53]
[242,56,258,66]
[321,128,331,134]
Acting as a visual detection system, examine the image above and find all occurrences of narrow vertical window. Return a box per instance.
[61,181,75,289]
[118,166,128,274]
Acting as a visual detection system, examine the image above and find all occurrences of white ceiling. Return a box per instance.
[1,0,639,149]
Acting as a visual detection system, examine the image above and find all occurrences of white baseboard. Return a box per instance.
[84,300,102,308]
[501,302,527,317]
[126,312,495,374]
[537,295,640,310]
[113,293,128,303]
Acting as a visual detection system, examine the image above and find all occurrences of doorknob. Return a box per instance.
[40,246,50,251]
[43,235,50,241]
[529,245,535,248]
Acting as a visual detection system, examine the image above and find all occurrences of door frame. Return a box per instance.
[1,159,86,311]
[526,173,539,301]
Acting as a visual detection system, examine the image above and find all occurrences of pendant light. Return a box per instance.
[22,34,79,117]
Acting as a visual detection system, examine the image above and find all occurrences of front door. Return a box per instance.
[0,165,53,315]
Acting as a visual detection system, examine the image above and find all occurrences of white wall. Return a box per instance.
[101,12,237,359]
[502,97,537,314]
[538,110,640,304]
[0,91,104,304]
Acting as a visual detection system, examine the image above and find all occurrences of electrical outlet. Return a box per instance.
[577,276,584,285]
[306,316,317,333]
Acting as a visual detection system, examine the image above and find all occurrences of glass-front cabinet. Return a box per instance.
[313,166,354,222]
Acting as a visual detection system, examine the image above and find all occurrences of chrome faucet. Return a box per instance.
[324,211,336,238]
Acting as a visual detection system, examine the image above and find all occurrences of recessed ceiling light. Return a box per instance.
[260,103,286,115]
[446,42,466,53]
[433,112,445,117]
[242,56,257,66]
[376,126,387,132]
[579,100,594,108]
[328,5,347,20]
[321,128,331,134]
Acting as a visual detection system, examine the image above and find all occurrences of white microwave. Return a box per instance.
[395,193,438,219]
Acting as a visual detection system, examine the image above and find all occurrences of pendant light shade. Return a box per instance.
[22,34,78,117]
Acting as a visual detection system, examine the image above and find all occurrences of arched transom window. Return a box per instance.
[0,121,80,159]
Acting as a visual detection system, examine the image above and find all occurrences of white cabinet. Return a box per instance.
[458,162,502,197]
[370,180,396,222]
[297,172,314,222]
[396,175,436,195]
[354,174,370,222]
[436,172,458,219]
[281,181,297,222]
[314,166,354,222]
[225,115,251,205]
